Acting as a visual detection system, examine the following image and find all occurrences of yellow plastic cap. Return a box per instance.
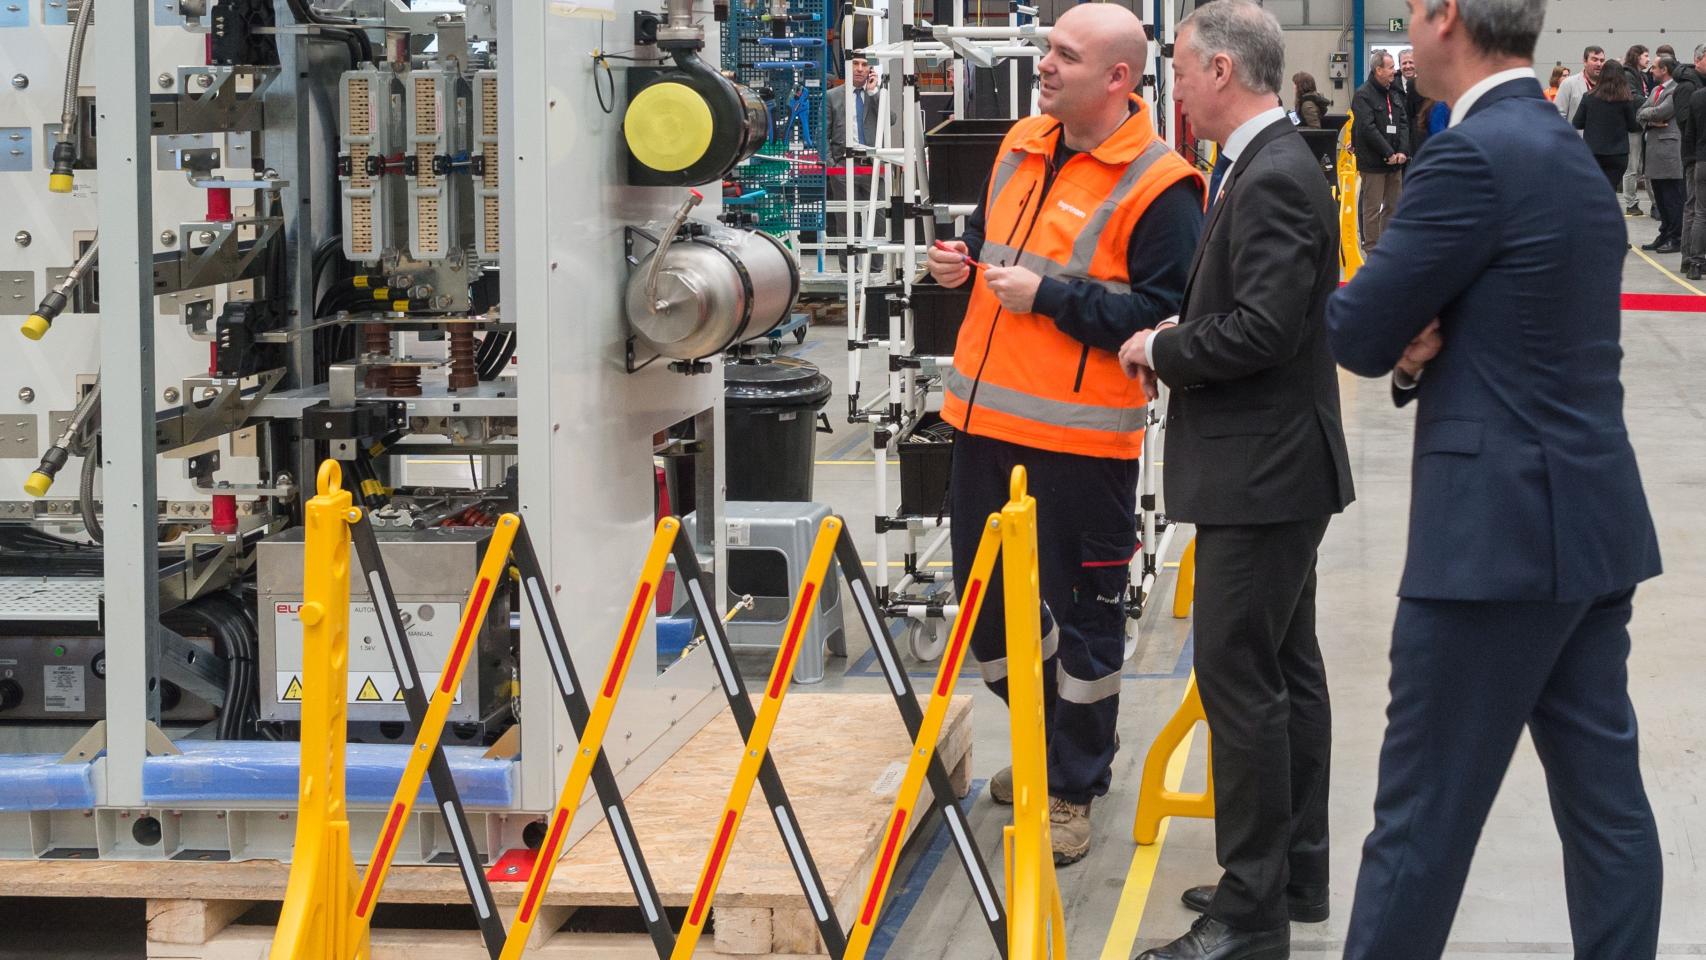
[624,82,714,173]
[48,173,74,194]
[23,471,53,498]
[20,314,50,341]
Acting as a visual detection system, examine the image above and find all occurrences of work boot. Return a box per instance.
[1687,258,1704,281]
[1627,202,1644,217]
[989,765,1014,805]
[1049,796,1092,865]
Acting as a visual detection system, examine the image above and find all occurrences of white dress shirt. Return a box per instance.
[1138,106,1291,373]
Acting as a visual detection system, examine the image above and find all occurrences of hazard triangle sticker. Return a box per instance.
[281,676,303,702]
[356,676,383,702]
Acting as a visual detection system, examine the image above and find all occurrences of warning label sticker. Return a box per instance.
[272,599,465,706]
[44,664,85,713]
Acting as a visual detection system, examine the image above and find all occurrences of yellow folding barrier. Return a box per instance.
[500,518,680,959]
[1131,671,1215,845]
[670,516,842,960]
[844,513,1002,958]
[999,467,1068,960]
[1337,110,1366,280]
[270,461,370,960]
[1171,537,1197,619]
[346,513,520,955]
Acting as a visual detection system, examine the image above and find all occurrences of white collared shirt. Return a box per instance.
[1449,67,1539,127]
[1216,106,1290,200]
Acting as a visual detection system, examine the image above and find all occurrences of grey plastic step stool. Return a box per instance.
[681,501,845,684]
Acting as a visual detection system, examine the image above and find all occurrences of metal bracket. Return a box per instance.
[58,720,182,764]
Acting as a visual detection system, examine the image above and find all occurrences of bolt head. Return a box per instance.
[195,73,214,89]
[159,230,177,247]
[157,73,174,89]
[163,387,180,403]
[12,230,29,247]
[17,387,34,404]
[197,230,216,245]
[9,74,26,90]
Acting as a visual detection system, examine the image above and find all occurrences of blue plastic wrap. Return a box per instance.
[0,754,99,811]
[142,740,516,808]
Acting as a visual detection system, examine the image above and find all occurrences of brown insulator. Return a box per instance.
[387,365,422,397]
[448,327,477,391]
[364,323,392,389]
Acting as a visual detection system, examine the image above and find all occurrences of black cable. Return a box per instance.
[593,54,617,115]
[284,0,374,65]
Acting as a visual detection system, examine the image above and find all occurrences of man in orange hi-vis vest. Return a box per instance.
[924,2,1203,865]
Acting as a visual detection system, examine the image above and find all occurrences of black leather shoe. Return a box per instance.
[1640,238,1666,251]
[1655,241,1682,254]
[1135,915,1289,960]
[1180,884,1329,923]
[1686,259,1704,281]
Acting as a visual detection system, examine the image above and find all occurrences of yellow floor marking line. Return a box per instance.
[1099,724,1198,960]
[1630,245,1706,296]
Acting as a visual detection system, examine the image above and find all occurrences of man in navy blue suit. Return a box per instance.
[1326,1,1665,958]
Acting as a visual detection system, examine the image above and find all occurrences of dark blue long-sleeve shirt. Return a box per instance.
[958,158,1203,355]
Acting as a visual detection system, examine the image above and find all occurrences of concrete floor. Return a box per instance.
[3,215,1700,959]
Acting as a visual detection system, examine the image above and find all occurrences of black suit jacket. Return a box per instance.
[1151,119,1355,526]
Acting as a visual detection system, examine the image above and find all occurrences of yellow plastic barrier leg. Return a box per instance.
[999,466,1065,960]
[499,518,681,959]
[1132,671,1215,845]
[348,512,521,953]
[1337,109,1366,280]
[271,460,367,960]
[1171,537,1197,620]
[669,516,842,960]
[844,512,1002,959]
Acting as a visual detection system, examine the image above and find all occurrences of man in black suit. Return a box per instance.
[1327,0,1664,957]
[1119,1,1354,957]
[826,58,886,268]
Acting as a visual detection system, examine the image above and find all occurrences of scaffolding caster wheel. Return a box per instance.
[905,617,948,662]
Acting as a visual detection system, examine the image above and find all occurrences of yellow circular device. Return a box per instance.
[20,314,50,341]
[23,471,53,498]
[48,173,74,194]
[624,81,715,173]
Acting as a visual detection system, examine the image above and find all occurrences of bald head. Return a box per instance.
[1053,3,1149,91]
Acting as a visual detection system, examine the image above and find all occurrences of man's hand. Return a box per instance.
[1395,319,1443,380]
[862,70,880,94]
[982,265,1042,314]
[926,240,972,289]
[1118,330,1159,396]
[1393,152,1408,164]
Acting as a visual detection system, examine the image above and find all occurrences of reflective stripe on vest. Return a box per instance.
[944,368,1147,436]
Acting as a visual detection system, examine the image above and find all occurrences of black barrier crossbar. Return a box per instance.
[668,536,850,958]
[832,523,1010,957]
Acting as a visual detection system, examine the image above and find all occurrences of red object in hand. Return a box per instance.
[933,240,985,270]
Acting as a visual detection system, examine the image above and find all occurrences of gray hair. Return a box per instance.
[1423,0,1546,59]
[1694,43,1706,62]
[1179,0,1286,95]
[1370,50,1394,69]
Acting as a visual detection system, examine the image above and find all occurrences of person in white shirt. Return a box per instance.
[1554,43,1605,131]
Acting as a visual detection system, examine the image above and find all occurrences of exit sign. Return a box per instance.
[1389,18,1405,32]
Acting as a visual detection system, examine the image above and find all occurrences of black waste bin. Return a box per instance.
[724,356,834,501]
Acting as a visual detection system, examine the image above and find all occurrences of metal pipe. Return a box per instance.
[645,189,703,310]
[49,0,95,191]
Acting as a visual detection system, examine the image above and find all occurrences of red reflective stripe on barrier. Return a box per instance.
[518,811,570,924]
[690,810,739,925]
[1622,292,1706,312]
[605,582,653,698]
[441,577,491,693]
[860,809,909,926]
[767,583,817,699]
[357,802,408,916]
[937,580,981,697]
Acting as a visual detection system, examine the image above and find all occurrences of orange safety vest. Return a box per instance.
[941,96,1202,460]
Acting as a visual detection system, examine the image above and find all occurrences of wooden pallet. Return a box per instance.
[4,693,974,959]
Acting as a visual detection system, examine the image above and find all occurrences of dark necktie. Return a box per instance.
[856,91,869,145]
[1207,151,1231,213]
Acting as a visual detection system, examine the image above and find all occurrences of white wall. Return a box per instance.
[1266,0,1704,94]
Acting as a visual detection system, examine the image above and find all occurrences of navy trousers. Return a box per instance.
[948,431,1138,805]
[1345,588,1663,960]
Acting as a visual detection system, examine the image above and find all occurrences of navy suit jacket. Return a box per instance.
[1327,77,1662,602]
